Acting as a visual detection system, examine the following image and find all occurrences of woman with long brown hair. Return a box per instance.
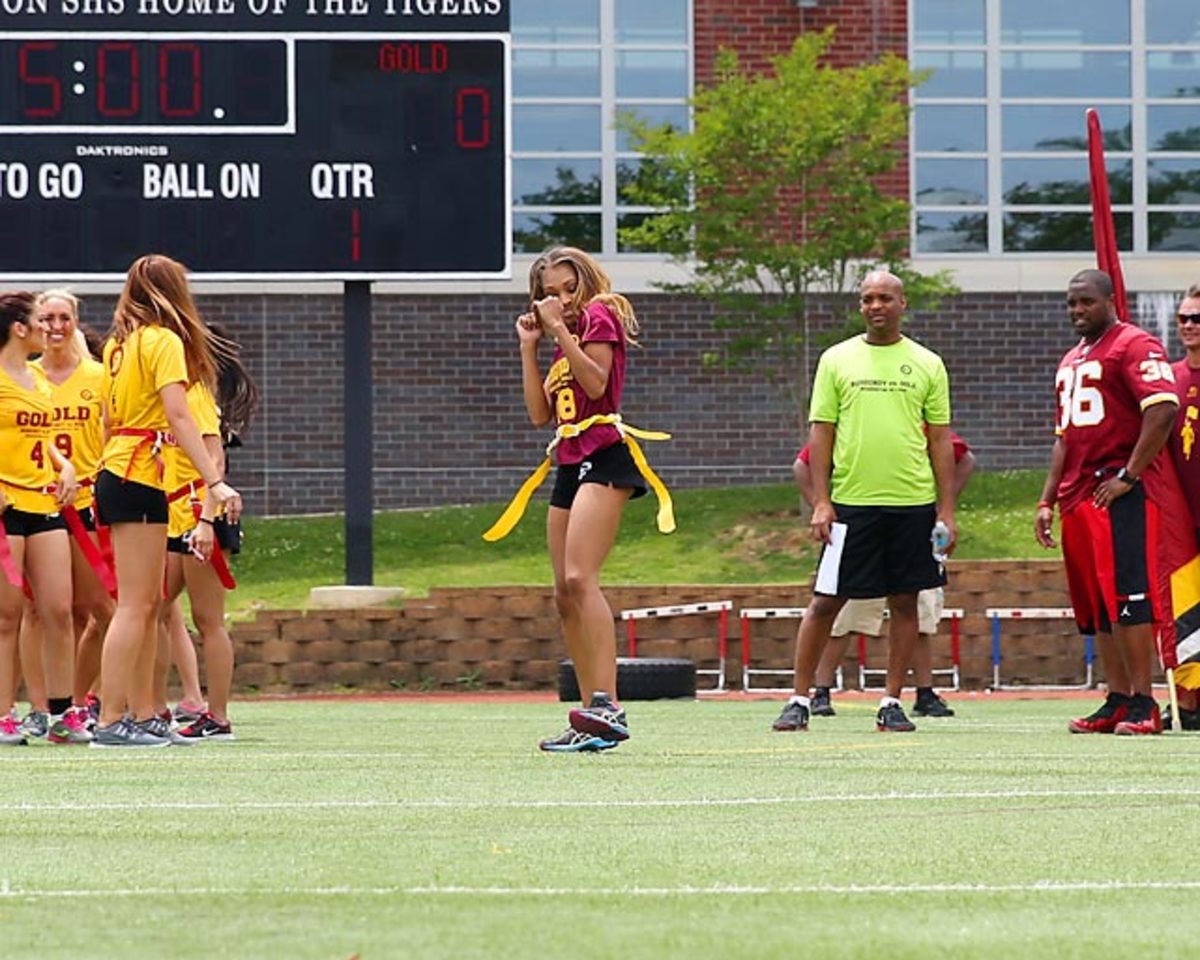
[91,254,242,748]
[0,291,83,746]
[498,246,672,752]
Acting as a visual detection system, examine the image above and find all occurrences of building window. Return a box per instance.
[511,0,692,255]
[911,0,1200,254]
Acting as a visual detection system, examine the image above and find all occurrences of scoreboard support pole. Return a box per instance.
[344,280,374,585]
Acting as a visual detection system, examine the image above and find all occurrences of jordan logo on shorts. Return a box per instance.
[579,460,593,480]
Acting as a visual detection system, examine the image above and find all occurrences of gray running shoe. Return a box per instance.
[21,710,50,740]
[47,708,93,744]
[0,713,28,746]
[89,718,171,749]
[139,715,196,746]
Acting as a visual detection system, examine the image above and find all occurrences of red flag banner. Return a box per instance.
[1086,108,1129,322]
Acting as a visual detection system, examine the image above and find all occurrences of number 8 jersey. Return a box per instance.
[1055,322,1178,511]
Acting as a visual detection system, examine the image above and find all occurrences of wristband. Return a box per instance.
[1037,500,1054,510]
[1116,467,1140,485]
[197,517,215,526]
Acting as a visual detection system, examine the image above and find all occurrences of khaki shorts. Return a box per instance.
[829,587,943,637]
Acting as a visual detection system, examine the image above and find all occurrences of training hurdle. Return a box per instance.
[985,607,1095,690]
[856,608,964,690]
[621,600,734,693]
[739,606,849,692]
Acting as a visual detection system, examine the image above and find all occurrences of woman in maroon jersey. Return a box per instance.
[516,247,647,753]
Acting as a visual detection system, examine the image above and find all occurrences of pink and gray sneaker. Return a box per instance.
[48,707,93,744]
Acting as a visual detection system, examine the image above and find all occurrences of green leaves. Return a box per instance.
[618,29,958,420]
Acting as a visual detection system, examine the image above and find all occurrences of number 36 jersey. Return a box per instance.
[1055,322,1178,512]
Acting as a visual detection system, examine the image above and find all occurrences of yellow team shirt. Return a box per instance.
[99,325,188,490]
[167,383,220,539]
[33,357,105,510]
[0,368,58,514]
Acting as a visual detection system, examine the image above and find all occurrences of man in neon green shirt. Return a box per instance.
[772,270,958,733]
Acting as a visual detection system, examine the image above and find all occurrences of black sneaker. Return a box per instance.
[810,687,836,717]
[876,702,916,732]
[913,692,955,717]
[772,700,809,732]
[1164,704,1200,731]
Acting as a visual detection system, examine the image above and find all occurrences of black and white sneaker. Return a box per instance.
[876,702,916,732]
[810,687,836,717]
[913,691,955,717]
[772,700,809,732]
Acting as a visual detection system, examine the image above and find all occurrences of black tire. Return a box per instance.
[557,657,696,702]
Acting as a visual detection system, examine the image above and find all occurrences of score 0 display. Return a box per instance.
[0,31,509,279]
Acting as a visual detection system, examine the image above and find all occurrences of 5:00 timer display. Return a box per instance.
[0,39,290,127]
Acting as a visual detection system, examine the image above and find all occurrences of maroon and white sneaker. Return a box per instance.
[1068,693,1130,734]
[177,712,235,741]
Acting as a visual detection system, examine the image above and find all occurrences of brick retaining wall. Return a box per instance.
[226,560,1112,694]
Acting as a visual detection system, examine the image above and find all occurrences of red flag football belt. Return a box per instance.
[111,427,173,482]
[190,502,236,591]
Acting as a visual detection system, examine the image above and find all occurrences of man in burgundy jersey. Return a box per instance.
[1165,282,1200,730]
[1034,269,1178,735]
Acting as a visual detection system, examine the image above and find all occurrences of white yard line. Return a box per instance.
[5,786,1200,813]
[4,879,1200,899]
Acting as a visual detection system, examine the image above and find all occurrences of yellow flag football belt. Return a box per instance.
[482,413,675,542]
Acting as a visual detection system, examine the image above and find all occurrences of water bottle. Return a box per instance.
[931,520,951,564]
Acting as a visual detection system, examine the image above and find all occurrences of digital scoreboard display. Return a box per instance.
[0,5,510,279]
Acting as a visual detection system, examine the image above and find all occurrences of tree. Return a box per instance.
[619,29,956,423]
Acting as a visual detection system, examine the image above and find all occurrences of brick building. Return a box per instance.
[65,1,1200,515]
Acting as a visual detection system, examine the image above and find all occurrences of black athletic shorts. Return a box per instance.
[813,502,945,598]
[74,505,96,532]
[95,470,168,526]
[550,441,648,510]
[2,508,66,538]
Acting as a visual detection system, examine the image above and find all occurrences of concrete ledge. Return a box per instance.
[308,585,406,609]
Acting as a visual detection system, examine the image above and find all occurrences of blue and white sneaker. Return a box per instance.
[568,692,629,742]
[539,726,618,753]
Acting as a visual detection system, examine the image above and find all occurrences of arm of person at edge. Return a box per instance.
[792,455,815,511]
[190,434,226,561]
[1091,400,1177,510]
[161,381,242,524]
[533,297,613,401]
[953,448,977,500]
[46,443,79,509]
[927,423,958,556]
[1034,437,1065,549]
[516,309,552,428]
[808,421,837,544]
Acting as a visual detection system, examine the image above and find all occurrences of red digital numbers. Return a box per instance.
[17,40,203,120]
[97,42,140,117]
[159,43,202,117]
[455,87,491,150]
[18,41,61,118]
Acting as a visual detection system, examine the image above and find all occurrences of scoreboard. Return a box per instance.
[0,2,510,279]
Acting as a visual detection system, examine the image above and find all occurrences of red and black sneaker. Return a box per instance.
[1068,692,1131,734]
[1114,695,1163,736]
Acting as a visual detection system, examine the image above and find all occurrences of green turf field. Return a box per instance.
[2,696,1196,959]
